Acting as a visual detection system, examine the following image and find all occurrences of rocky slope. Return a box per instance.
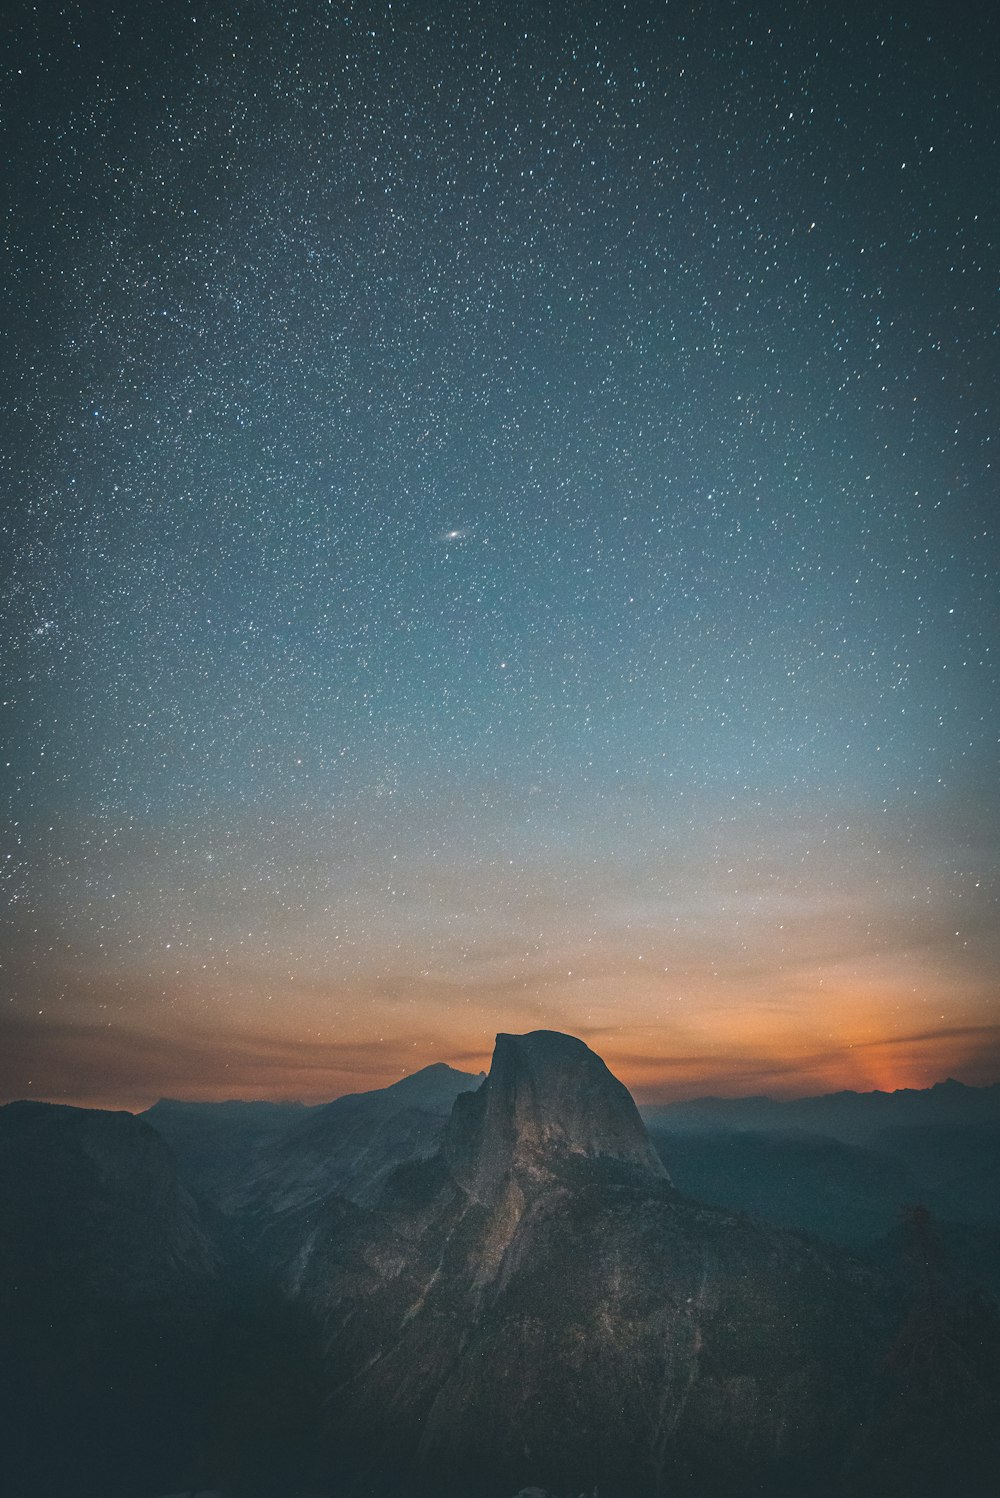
[144,1064,483,1217]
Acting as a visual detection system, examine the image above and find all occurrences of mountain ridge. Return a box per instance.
[642,1077,1000,1144]
[4,1035,999,1496]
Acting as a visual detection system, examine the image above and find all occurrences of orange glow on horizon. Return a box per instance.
[5,996,998,1114]
[4,902,998,1113]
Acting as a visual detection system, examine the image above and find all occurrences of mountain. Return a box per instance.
[263,1033,896,1497]
[0,1100,218,1297]
[144,1064,483,1215]
[143,1098,311,1206]
[444,1030,667,1201]
[643,1081,1000,1236]
[231,1062,484,1214]
[5,1041,998,1498]
[647,1128,919,1247]
[870,1123,1000,1226]
[0,1101,223,1498]
[642,1078,1000,1146]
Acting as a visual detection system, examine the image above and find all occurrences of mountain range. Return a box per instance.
[2,1033,998,1498]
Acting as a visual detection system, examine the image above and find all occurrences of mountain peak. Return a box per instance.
[381,1062,484,1101]
[445,1030,667,1201]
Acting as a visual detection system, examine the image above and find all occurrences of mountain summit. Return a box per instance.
[445,1029,667,1202]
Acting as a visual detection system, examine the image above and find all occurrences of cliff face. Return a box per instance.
[445,1030,667,1202]
[270,1033,887,1498]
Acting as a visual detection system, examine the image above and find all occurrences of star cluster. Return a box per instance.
[2,0,998,1106]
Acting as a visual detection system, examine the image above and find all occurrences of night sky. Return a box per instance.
[2,0,998,1109]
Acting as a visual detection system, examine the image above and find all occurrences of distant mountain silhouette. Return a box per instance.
[648,1128,918,1246]
[643,1080,1000,1236]
[642,1078,1000,1144]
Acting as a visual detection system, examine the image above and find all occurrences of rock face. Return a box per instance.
[266,1034,888,1498]
[445,1030,667,1202]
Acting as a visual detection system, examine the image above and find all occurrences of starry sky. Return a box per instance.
[2,0,998,1110]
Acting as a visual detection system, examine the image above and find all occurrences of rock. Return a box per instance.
[445,1030,668,1203]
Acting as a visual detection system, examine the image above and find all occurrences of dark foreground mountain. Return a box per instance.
[3,1040,998,1498]
[0,1099,218,1297]
[0,1102,222,1497]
